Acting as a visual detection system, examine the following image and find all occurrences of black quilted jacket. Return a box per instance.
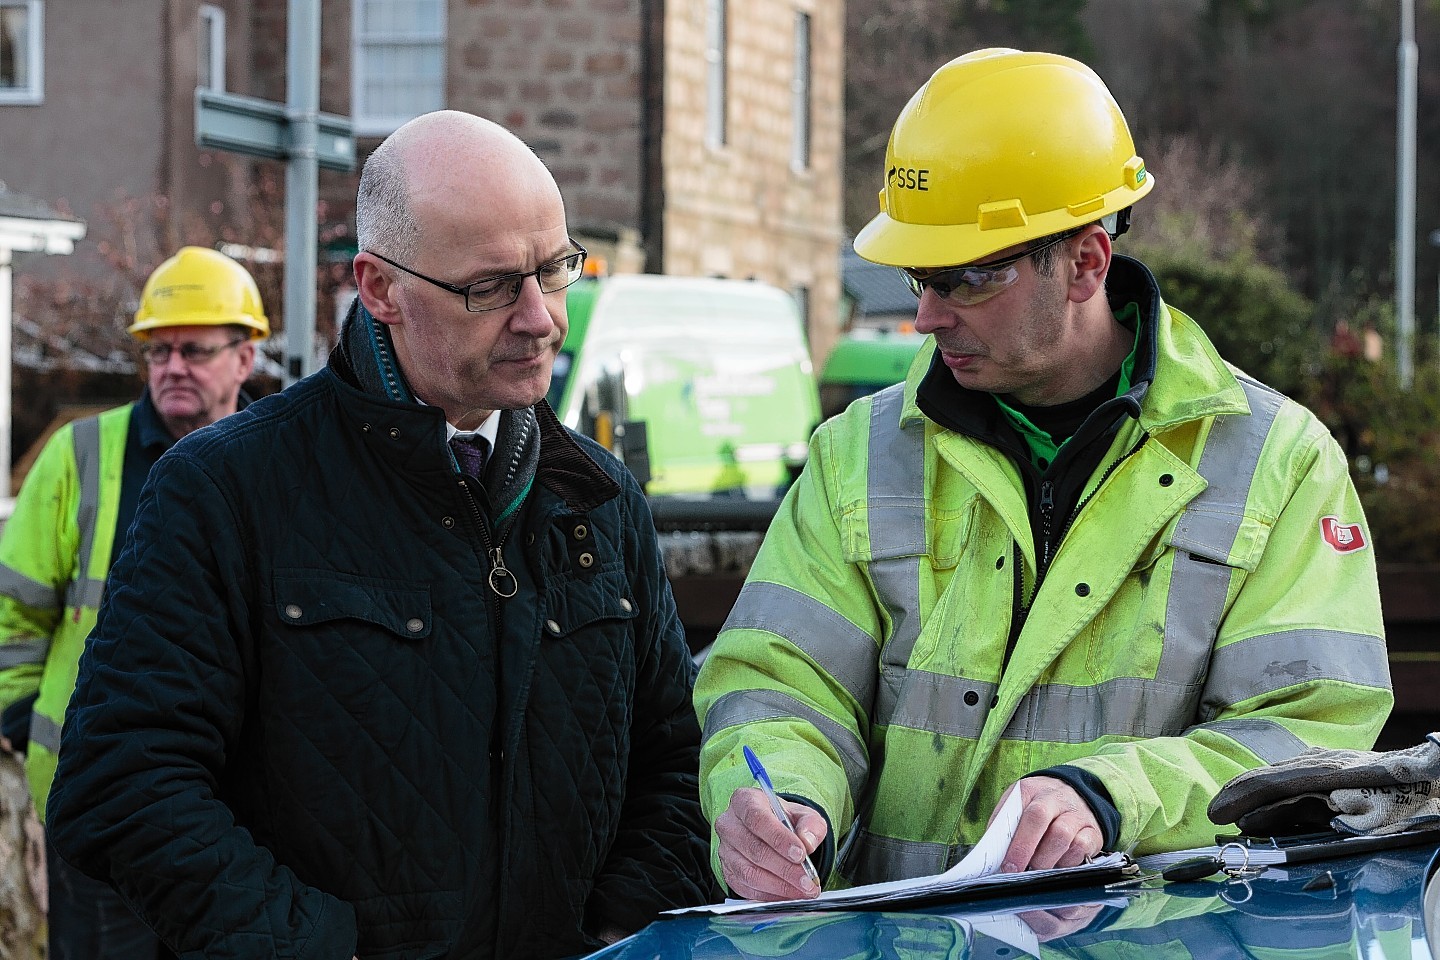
[48,321,715,959]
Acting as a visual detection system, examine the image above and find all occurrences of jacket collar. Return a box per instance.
[327,297,619,514]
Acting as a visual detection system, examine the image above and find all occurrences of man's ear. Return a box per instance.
[354,253,403,326]
[236,341,257,380]
[1067,225,1112,304]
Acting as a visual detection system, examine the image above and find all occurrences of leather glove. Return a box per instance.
[1209,733,1440,834]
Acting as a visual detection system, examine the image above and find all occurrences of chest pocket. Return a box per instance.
[540,566,638,642]
[274,571,433,640]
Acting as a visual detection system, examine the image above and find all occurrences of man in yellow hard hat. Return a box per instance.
[0,245,263,959]
[694,48,1392,900]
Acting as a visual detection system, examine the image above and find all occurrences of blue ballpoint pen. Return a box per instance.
[742,745,823,888]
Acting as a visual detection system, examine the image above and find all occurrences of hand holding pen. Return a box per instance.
[713,746,828,901]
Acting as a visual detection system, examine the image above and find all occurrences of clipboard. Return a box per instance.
[1137,825,1440,872]
[663,853,1137,917]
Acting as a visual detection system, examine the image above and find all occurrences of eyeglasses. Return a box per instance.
[369,242,588,313]
[140,338,248,366]
[900,229,1082,307]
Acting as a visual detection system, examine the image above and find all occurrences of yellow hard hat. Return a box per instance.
[129,246,270,340]
[853,48,1155,269]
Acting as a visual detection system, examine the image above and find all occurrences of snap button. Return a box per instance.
[545,619,562,635]
[406,618,424,633]
[963,690,980,706]
[284,603,303,620]
[388,427,401,440]
[442,516,455,528]
[526,532,535,545]
[578,552,595,568]
[619,598,633,613]
[995,555,1004,569]
[1075,583,1091,597]
[1159,474,1174,487]
[572,523,589,540]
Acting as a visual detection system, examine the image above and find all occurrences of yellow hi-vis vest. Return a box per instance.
[696,305,1391,887]
[0,405,130,820]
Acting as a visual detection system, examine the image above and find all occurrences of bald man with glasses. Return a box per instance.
[47,111,715,959]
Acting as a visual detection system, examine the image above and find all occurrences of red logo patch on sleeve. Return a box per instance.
[1320,516,1368,553]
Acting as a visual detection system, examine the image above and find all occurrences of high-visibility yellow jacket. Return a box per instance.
[696,294,1392,887]
[0,404,130,820]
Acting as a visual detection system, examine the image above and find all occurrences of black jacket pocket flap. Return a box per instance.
[274,572,433,640]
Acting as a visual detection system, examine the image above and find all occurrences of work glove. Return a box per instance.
[1329,781,1440,835]
[1208,733,1440,835]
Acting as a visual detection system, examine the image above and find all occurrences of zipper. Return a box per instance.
[458,476,516,603]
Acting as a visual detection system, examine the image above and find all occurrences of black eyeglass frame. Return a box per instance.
[139,337,250,367]
[368,241,589,313]
[900,227,1085,303]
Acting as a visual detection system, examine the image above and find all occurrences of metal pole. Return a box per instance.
[284,0,320,386]
[1397,0,1418,389]
[0,254,11,498]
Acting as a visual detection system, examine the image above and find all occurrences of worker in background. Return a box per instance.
[0,245,264,959]
[695,48,1392,901]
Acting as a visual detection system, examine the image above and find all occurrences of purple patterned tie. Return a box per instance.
[450,434,490,479]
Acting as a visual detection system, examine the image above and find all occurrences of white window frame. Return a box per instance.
[790,11,812,171]
[351,0,447,137]
[704,0,727,149]
[198,4,225,92]
[0,0,43,105]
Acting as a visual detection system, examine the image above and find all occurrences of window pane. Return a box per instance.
[705,0,726,147]
[791,12,811,170]
[354,0,445,131]
[359,0,441,36]
[0,6,31,91]
[361,44,443,117]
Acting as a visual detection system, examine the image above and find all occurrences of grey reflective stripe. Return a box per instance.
[887,673,995,739]
[865,374,1328,745]
[64,577,106,610]
[0,562,61,610]
[1161,377,1284,680]
[846,829,955,885]
[0,639,50,670]
[70,416,106,612]
[703,687,869,800]
[1192,717,1307,763]
[1199,629,1390,720]
[720,581,878,713]
[865,386,926,724]
[29,711,62,753]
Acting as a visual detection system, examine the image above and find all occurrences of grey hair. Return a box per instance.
[355,138,420,262]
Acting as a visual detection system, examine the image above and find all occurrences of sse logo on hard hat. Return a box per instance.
[888,166,929,191]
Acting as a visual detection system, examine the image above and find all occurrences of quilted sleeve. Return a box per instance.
[46,451,358,960]
[584,476,717,932]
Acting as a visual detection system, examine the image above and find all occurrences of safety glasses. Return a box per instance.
[899,229,1081,307]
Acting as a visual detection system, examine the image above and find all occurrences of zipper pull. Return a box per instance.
[1039,480,1056,569]
[488,546,518,598]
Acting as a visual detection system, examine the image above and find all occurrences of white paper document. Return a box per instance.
[666,790,1134,916]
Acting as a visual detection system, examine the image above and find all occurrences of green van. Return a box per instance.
[548,275,821,499]
[819,329,930,420]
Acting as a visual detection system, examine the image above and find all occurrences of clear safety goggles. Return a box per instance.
[900,228,1082,307]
